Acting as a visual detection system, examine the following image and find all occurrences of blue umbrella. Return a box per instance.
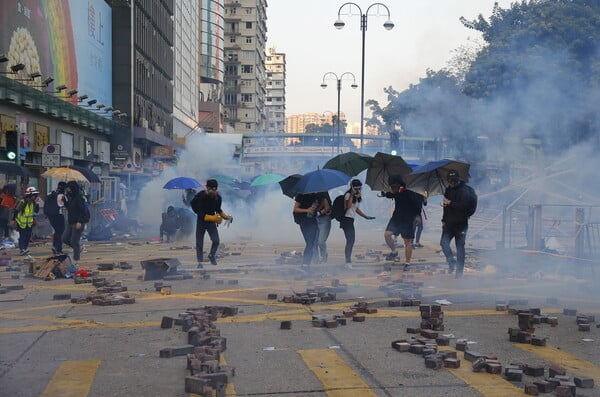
[293,169,351,195]
[406,159,470,196]
[163,177,203,190]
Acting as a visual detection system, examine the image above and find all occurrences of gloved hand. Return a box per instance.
[204,214,223,224]
[228,216,233,223]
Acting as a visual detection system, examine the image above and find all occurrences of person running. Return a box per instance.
[340,179,375,269]
[380,175,423,271]
[14,187,40,255]
[440,170,476,278]
[293,192,319,267]
[190,179,232,268]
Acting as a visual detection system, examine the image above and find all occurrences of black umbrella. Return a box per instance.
[278,174,302,199]
[323,152,374,177]
[365,152,412,191]
[0,162,29,176]
[406,159,470,196]
[70,165,101,183]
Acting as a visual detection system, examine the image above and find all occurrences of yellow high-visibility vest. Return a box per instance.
[15,200,35,229]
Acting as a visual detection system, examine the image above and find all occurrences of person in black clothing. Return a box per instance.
[160,206,179,242]
[48,181,67,254]
[440,170,472,278]
[190,179,232,267]
[62,181,87,264]
[412,195,427,248]
[293,192,319,266]
[381,175,423,271]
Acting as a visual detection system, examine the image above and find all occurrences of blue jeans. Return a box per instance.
[299,218,318,265]
[63,223,84,261]
[316,215,331,261]
[196,220,219,262]
[440,224,467,274]
[340,217,355,263]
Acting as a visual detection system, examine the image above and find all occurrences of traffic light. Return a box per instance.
[5,130,18,162]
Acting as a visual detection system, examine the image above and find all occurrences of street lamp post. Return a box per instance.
[335,2,394,152]
[321,71,357,154]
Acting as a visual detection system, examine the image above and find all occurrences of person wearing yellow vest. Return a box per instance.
[14,187,40,256]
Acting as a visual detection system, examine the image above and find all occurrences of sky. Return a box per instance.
[266,0,513,125]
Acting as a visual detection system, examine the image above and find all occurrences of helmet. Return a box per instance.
[25,187,39,195]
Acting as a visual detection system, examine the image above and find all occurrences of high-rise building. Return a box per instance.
[173,1,200,137]
[198,0,226,134]
[265,47,285,133]
[223,0,267,134]
[285,112,347,133]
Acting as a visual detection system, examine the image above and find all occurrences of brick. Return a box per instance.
[420,329,438,339]
[280,321,291,330]
[325,320,338,328]
[184,376,211,394]
[472,357,487,372]
[524,384,539,395]
[505,368,523,382]
[578,323,590,331]
[532,380,554,393]
[53,293,71,300]
[409,344,424,355]
[406,327,421,334]
[424,356,443,369]
[159,345,195,358]
[455,340,468,351]
[391,341,410,352]
[562,308,577,316]
[352,315,365,322]
[574,376,594,388]
[523,365,545,377]
[443,358,460,368]
[464,350,485,362]
[548,365,566,377]
[531,336,546,346]
[435,336,450,346]
[554,385,573,397]
[486,362,502,375]
[160,316,174,329]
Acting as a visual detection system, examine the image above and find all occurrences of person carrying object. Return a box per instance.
[293,192,319,267]
[380,175,423,271]
[45,181,67,254]
[190,179,233,267]
[62,181,88,265]
[340,179,375,269]
[14,187,40,255]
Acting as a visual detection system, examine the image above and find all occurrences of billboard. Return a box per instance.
[0,0,112,107]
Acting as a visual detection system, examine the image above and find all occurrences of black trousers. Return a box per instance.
[196,221,219,262]
[340,217,355,263]
[48,214,65,252]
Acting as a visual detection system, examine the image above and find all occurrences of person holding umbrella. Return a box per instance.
[380,175,423,271]
[440,170,477,278]
[293,192,319,267]
[190,179,233,267]
[340,179,376,269]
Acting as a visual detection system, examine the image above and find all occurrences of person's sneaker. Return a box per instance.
[412,243,424,248]
[196,263,204,269]
[385,252,398,261]
[208,254,218,266]
[403,263,410,272]
[455,272,463,279]
[344,263,354,270]
[19,249,30,256]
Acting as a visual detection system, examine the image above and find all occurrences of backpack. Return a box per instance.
[331,195,346,222]
[464,185,478,217]
[81,196,91,223]
[44,191,59,217]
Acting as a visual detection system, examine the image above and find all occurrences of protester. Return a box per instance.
[182,188,196,207]
[380,175,423,271]
[14,187,40,255]
[314,191,332,263]
[293,192,319,267]
[46,181,67,254]
[62,181,88,265]
[190,179,232,267]
[412,194,427,248]
[440,170,476,278]
[160,205,179,243]
[340,179,375,269]
[0,184,16,240]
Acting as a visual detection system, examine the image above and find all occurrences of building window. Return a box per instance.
[245,22,252,29]
[245,37,252,44]
[241,93,253,102]
[246,123,252,129]
[230,36,236,43]
[241,65,253,73]
[245,8,252,14]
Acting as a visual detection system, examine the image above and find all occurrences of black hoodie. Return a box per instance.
[65,182,86,225]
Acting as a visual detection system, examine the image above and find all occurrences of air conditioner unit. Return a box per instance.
[37,104,47,113]
[22,99,33,108]
[141,117,148,128]
[6,93,18,102]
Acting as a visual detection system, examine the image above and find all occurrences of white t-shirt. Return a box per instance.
[343,192,360,219]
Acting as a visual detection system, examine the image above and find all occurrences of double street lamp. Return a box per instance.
[321,71,358,154]
[334,2,394,152]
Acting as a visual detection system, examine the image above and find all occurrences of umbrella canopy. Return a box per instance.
[323,152,374,177]
[365,152,413,191]
[0,162,29,176]
[163,177,203,190]
[42,167,89,182]
[293,169,351,195]
[209,174,237,186]
[406,159,470,196]
[279,174,302,199]
[250,173,285,187]
[69,165,101,183]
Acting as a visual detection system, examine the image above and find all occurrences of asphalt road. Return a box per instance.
[1,232,599,397]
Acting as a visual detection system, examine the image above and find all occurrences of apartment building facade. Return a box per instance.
[265,47,285,133]
[223,0,268,134]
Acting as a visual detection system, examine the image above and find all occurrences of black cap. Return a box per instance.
[206,179,218,188]
[388,174,405,187]
[351,179,362,187]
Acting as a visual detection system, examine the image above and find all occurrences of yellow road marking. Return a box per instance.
[298,349,376,397]
[515,344,600,383]
[219,355,237,396]
[0,320,159,334]
[439,348,528,397]
[40,360,100,397]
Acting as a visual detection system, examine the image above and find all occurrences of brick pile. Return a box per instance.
[506,307,558,346]
[279,281,344,304]
[378,278,423,306]
[70,278,135,305]
[159,306,237,396]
